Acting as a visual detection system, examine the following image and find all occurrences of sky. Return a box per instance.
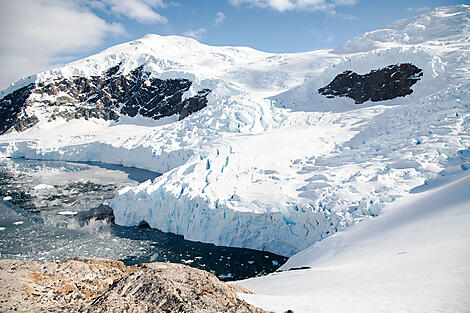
[0,0,466,90]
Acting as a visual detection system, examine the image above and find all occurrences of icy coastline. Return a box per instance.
[0,5,469,256]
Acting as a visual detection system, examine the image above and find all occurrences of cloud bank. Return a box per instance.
[95,0,169,24]
[0,0,128,90]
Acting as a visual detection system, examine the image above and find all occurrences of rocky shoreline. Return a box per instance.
[0,257,268,313]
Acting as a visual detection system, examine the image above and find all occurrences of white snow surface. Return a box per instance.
[0,5,469,256]
[239,171,470,313]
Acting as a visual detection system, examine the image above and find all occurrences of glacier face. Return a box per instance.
[1,5,469,256]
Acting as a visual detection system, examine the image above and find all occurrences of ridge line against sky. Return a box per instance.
[0,0,465,90]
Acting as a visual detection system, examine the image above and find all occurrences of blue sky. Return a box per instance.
[88,0,465,53]
[0,0,466,89]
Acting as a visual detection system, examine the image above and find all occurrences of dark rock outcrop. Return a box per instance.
[0,84,35,134]
[318,63,423,104]
[0,257,266,313]
[178,88,211,121]
[0,64,211,135]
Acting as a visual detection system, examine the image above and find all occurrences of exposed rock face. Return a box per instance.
[0,64,211,135]
[0,257,266,313]
[0,84,35,134]
[318,63,423,104]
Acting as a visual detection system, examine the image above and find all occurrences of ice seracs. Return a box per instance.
[0,5,469,257]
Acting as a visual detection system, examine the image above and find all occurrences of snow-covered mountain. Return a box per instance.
[0,5,469,257]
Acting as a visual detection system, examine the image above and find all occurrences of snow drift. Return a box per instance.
[239,170,470,313]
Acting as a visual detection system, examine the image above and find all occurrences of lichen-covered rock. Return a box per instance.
[0,257,265,313]
[318,63,423,104]
[0,257,134,312]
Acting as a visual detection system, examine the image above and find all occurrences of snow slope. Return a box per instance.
[0,5,469,256]
[239,171,470,313]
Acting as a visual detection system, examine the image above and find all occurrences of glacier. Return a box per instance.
[239,165,470,313]
[0,5,469,256]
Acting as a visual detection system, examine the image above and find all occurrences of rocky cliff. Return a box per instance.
[318,63,423,104]
[0,64,211,135]
[0,257,266,313]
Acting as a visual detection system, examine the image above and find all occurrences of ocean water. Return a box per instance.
[0,158,286,281]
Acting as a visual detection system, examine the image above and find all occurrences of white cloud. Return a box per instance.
[327,9,357,20]
[341,13,357,20]
[99,0,169,24]
[406,7,430,13]
[215,12,226,25]
[184,28,207,39]
[0,0,126,90]
[169,1,181,7]
[228,0,358,12]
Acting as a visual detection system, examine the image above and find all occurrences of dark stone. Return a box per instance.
[138,220,151,229]
[318,63,423,104]
[104,62,122,77]
[0,64,211,134]
[0,84,35,134]
[275,266,311,273]
[287,266,311,271]
[178,88,211,120]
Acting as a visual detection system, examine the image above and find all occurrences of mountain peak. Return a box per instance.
[335,4,470,54]
[130,33,205,50]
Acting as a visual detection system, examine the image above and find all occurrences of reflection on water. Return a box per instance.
[0,158,286,280]
[73,161,161,183]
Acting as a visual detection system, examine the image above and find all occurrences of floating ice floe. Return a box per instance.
[181,259,194,264]
[218,273,233,279]
[57,211,78,216]
[33,184,55,190]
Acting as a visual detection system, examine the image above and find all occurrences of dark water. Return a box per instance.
[0,158,287,281]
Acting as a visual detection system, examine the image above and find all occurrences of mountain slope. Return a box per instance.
[0,5,469,256]
[239,171,470,313]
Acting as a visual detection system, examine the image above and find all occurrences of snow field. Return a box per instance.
[239,171,470,313]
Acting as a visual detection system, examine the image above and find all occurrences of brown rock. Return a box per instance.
[0,257,266,313]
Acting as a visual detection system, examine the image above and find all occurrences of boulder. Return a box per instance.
[0,257,265,313]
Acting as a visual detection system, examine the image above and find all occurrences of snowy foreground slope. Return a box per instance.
[0,5,469,256]
[239,171,470,313]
